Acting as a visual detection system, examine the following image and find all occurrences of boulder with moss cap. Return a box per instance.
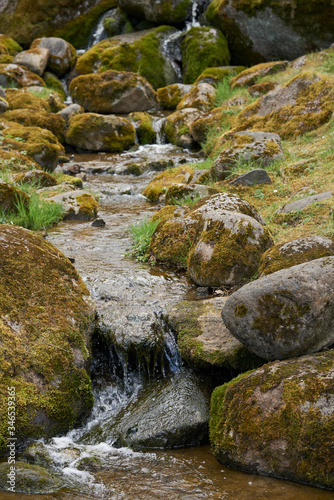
[222,257,334,360]
[157,83,192,110]
[177,83,216,112]
[230,61,288,88]
[164,107,204,148]
[142,165,194,202]
[0,35,22,64]
[31,37,77,77]
[0,180,29,213]
[0,63,45,88]
[210,349,334,489]
[66,113,135,152]
[13,47,50,77]
[70,70,159,114]
[2,109,66,143]
[128,111,156,145]
[0,225,96,455]
[48,190,99,220]
[0,462,63,494]
[234,72,334,139]
[5,88,50,112]
[195,66,245,85]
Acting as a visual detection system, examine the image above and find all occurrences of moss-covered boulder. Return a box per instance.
[2,109,66,143]
[0,123,64,171]
[48,190,99,220]
[128,111,156,145]
[0,35,22,64]
[13,170,58,188]
[42,72,66,100]
[142,165,194,201]
[0,461,62,494]
[248,80,278,97]
[195,66,245,85]
[167,298,263,371]
[230,61,288,88]
[177,83,216,112]
[5,88,50,111]
[205,0,334,66]
[0,225,96,455]
[0,63,45,88]
[30,37,76,77]
[118,0,192,26]
[0,179,29,213]
[66,113,135,152]
[58,103,83,127]
[164,107,204,148]
[70,70,159,113]
[259,235,334,276]
[75,27,178,89]
[164,183,219,205]
[0,149,40,172]
[222,257,334,360]
[210,350,334,489]
[103,8,130,37]
[211,130,284,180]
[190,106,228,144]
[13,47,50,77]
[234,72,334,138]
[82,371,210,449]
[157,83,192,110]
[181,27,230,84]
[187,210,273,287]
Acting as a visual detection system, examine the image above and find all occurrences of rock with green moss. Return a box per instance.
[205,0,334,66]
[182,27,230,84]
[58,103,83,127]
[167,298,263,371]
[124,158,174,176]
[0,63,45,88]
[42,72,67,101]
[259,235,334,276]
[128,111,156,144]
[230,61,288,88]
[195,66,245,85]
[2,109,66,143]
[211,130,284,180]
[82,370,210,449]
[177,83,216,112]
[66,113,135,152]
[103,8,130,37]
[248,80,278,97]
[0,149,40,172]
[0,225,96,455]
[70,70,159,114]
[13,47,50,77]
[210,350,334,489]
[234,72,334,139]
[75,27,178,89]
[0,96,9,113]
[164,107,204,148]
[187,211,273,287]
[0,123,64,171]
[164,183,219,205]
[0,179,29,213]
[31,37,77,77]
[157,83,192,110]
[142,165,194,201]
[5,88,50,111]
[190,106,228,144]
[48,190,99,220]
[0,35,22,65]
[222,257,334,360]
[13,170,58,188]
[0,461,63,494]
[118,0,192,25]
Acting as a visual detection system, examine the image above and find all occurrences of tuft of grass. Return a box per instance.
[1,193,63,231]
[128,218,160,262]
[170,193,202,207]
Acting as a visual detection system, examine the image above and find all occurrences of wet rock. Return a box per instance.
[229,169,272,186]
[0,63,45,88]
[87,371,210,450]
[222,257,334,360]
[13,170,58,188]
[13,47,49,76]
[143,165,194,201]
[177,83,216,112]
[124,158,174,176]
[0,225,95,454]
[48,190,99,220]
[210,350,334,489]
[277,191,333,214]
[31,37,76,77]
[70,70,159,114]
[0,461,62,494]
[157,83,192,110]
[91,218,106,228]
[58,103,83,127]
[235,72,333,138]
[0,179,29,213]
[66,113,135,153]
[182,27,230,84]
[167,298,262,371]
[259,235,334,276]
[118,0,193,25]
[103,8,129,37]
[128,111,156,145]
[211,131,284,181]
[231,61,288,88]
[164,107,204,148]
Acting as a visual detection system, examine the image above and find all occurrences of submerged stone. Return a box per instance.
[0,461,62,494]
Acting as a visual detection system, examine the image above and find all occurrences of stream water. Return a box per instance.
[1,146,333,499]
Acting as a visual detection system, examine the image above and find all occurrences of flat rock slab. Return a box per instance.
[277,191,333,214]
[229,168,272,186]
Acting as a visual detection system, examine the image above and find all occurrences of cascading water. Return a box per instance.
[86,8,115,49]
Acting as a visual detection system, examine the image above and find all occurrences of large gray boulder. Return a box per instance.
[222,257,334,360]
[210,350,334,489]
[13,47,49,76]
[31,37,76,77]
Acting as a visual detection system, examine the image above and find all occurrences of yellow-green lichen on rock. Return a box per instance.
[5,88,50,112]
[195,66,245,85]
[128,111,156,145]
[0,35,22,64]
[0,180,29,213]
[0,149,39,173]
[0,63,45,88]
[157,83,191,110]
[210,350,334,489]
[0,225,96,456]
[142,165,194,201]
[230,61,288,88]
[2,109,66,143]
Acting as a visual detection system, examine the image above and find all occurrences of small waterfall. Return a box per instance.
[152,116,167,145]
[186,0,201,29]
[87,8,115,49]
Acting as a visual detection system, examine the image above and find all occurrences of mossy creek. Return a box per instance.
[0,146,332,500]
